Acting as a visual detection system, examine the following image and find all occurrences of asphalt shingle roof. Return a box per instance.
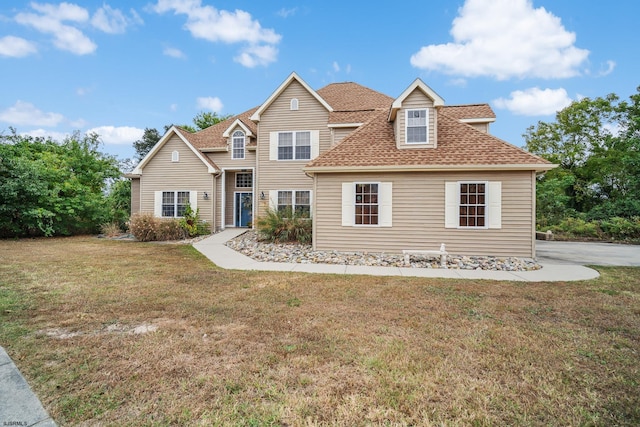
[317,82,393,111]
[442,104,496,120]
[169,79,548,172]
[306,109,550,169]
[181,107,259,150]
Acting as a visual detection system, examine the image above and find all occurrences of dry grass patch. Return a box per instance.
[1,236,639,426]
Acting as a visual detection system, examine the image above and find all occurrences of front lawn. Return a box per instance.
[1,237,638,426]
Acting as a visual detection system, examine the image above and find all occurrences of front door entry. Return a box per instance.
[235,192,252,227]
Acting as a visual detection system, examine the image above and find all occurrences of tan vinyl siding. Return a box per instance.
[139,135,214,225]
[313,170,535,257]
[396,90,435,148]
[130,178,140,214]
[332,127,358,146]
[257,80,329,218]
[468,122,489,133]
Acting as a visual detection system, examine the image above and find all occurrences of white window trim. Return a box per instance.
[154,190,197,218]
[269,130,319,161]
[342,182,392,227]
[268,189,312,216]
[445,181,501,229]
[171,150,179,162]
[290,98,299,110]
[231,130,245,159]
[405,108,428,144]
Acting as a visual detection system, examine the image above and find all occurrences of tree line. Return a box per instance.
[0,112,230,237]
[525,87,640,238]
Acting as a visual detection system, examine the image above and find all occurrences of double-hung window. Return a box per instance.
[162,191,190,217]
[278,131,311,160]
[232,130,245,159]
[276,190,311,217]
[459,183,486,227]
[354,183,378,225]
[341,182,392,227]
[406,109,428,144]
[445,181,501,229]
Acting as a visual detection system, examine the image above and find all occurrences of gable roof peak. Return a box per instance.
[388,78,445,121]
[393,78,445,108]
[250,72,333,121]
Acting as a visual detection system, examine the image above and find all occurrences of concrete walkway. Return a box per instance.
[0,347,57,427]
[193,229,601,282]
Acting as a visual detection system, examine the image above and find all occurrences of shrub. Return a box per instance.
[257,207,312,244]
[600,217,640,240]
[548,217,602,239]
[179,205,210,237]
[100,222,123,237]
[128,213,185,242]
[156,219,186,241]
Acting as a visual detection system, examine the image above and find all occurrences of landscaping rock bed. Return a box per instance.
[226,230,541,271]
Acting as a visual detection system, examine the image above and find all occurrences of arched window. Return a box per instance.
[290,98,299,111]
[232,130,245,159]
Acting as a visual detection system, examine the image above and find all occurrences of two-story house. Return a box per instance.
[129,72,554,257]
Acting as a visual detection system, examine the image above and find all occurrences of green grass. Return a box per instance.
[0,236,639,426]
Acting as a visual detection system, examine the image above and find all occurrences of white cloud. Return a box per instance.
[21,129,70,141]
[15,2,97,55]
[333,61,340,72]
[493,87,573,116]
[91,5,130,34]
[0,100,64,127]
[196,97,223,112]
[153,0,281,67]
[86,126,145,145]
[410,0,590,80]
[0,35,38,57]
[170,103,178,112]
[163,46,186,59]
[234,44,278,68]
[598,60,616,77]
[277,7,298,18]
[31,2,89,21]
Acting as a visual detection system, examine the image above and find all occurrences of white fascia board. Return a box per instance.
[250,72,333,121]
[304,163,558,174]
[389,78,445,122]
[460,117,497,124]
[327,122,363,128]
[391,78,445,109]
[222,119,254,137]
[132,126,217,175]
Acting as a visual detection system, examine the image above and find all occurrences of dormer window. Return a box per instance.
[406,109,428,144]
[232,130,245,159]
[290,98,299,110]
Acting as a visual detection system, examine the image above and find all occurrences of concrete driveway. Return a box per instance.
[536,240,640,266]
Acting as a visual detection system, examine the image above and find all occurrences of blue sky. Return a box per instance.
[1,0,637,161]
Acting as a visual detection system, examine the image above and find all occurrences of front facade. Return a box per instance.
[129,72,554,257]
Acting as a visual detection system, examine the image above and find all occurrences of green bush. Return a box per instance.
[178,205,210,237]
[600,217,640,240]
[257,207,312,244]
[548,217,602,238]
[544,216,640,241]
